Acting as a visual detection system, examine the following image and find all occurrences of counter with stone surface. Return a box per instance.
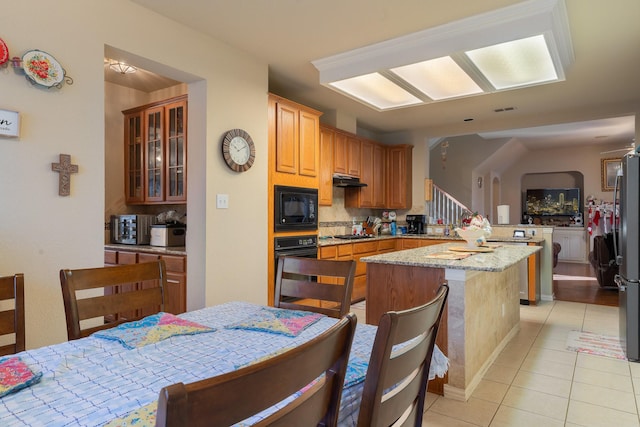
[361,242,541,401]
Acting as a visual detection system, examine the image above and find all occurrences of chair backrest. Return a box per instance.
[155,312,357,427]
[0,274,25,356]
[60,260,166,340]
[357,284,449,427]
[274,256,356,318]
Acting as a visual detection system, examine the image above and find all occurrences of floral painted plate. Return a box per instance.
[22,49,64,88]
[0,38,8,66]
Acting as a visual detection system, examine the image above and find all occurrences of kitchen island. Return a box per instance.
[361,242,541,401]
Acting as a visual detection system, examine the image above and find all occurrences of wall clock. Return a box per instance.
[222,129,255,172]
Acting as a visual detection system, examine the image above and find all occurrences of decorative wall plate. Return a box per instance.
[22,50,65,88]
[0,38,8,66]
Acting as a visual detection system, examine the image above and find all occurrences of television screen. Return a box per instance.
[525,188,580,216]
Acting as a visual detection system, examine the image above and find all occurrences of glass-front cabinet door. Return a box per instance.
[165,99,187,202]
[145,106,164,202]
[122,95,187,205]
[124,112,144,203]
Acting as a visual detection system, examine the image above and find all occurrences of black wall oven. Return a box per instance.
[274,185,318,232]
[274,235,318,299]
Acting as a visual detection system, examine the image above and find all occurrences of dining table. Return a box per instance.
[0,301,448,426]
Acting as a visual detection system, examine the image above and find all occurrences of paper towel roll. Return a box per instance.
[497,205,510,224]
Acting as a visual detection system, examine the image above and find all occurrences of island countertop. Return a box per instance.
[361,242,541,272]
[317,234,545,247]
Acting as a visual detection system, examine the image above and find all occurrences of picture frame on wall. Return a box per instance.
[0,109,20,137]
[601,157,622,191]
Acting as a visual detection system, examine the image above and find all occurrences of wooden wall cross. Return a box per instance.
[51,154,78,196]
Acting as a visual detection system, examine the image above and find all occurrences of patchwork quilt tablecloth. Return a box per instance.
[0,302,448,426]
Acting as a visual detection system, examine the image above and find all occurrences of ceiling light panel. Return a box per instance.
[391,56,484,100]
[313,0,573,110]
[465,35,558,90]
[329,73,422,110]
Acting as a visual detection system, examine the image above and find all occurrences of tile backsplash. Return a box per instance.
[318,187,424,236]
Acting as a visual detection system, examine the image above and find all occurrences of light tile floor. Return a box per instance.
[350,300,640,427]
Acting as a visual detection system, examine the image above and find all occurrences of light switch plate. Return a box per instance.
[216,194,229,209]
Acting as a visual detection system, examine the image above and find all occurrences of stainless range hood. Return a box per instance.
[332,173,367,188]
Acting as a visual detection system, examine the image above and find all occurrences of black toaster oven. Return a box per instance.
[110,214,157,245]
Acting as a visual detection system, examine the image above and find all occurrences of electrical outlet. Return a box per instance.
[216,194,229,209]
[528,229,536,236]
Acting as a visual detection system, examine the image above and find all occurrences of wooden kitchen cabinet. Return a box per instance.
[401,238,449,249]
[332,129,361,177]
[377,238,399,253]
[319,245,337,259]
[345,139,386,208]
[333,131,347,175]
[267,94,322,305]
[372,143,386,207]
[105,249,187,316]
[346,136,361,177]
[273,95,320,178]
[319,126,334,205]
[123,95,187,204]
[321,125,410,210]
[386,144,413,210]
[352,241,378,302]
[401,239,429,250]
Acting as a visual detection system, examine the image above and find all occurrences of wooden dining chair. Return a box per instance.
[357,284,449,427]
[0,273,25,356]
[60,260,166,340]
[274,256,356,318]
[155,312,357,427]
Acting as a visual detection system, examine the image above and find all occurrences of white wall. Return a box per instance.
[0,0,268,348]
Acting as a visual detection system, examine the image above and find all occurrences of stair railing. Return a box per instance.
[427,183,473,226]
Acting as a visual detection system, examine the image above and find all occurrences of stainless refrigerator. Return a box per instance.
[614,151,640,361]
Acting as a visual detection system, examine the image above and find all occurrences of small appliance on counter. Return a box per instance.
[111,214,157,245]
[405,214,427,234]
[150,223,186,247]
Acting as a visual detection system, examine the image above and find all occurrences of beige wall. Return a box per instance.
[0,0,268,348]
[430,129,639,225]
[499,142,630,224]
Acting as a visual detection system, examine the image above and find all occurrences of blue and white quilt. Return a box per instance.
[0,302,447,426]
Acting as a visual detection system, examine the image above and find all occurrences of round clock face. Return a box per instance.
[222,129,255,172]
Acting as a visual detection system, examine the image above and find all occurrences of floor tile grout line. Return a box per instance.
[483,301,555,426]
[358,298,640,424]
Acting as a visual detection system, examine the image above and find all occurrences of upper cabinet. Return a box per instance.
[386,145,413,210]
[333,130,361,177]
[123,95,187,205]
[319,126,334,206]
[345,139,386,208]
[270,94,321,182]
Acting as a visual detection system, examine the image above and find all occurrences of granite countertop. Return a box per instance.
[318,234,545,246]
[361,242,541,272]
[105,244,187,256]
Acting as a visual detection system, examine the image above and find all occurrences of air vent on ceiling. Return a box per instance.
[494,107,517,113]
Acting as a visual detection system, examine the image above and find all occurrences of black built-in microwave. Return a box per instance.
[274,185,318,232]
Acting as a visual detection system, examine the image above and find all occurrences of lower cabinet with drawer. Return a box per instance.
[104,248,187,316]
[319,239,398,304]
[352,241,378,302]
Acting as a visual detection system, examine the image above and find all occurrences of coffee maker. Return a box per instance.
[405,214,427,234]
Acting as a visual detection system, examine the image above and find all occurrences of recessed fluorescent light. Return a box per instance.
[329,73,422,110]
[391,56,484,100]
[465,35,557,90]
[312,0,573,110]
